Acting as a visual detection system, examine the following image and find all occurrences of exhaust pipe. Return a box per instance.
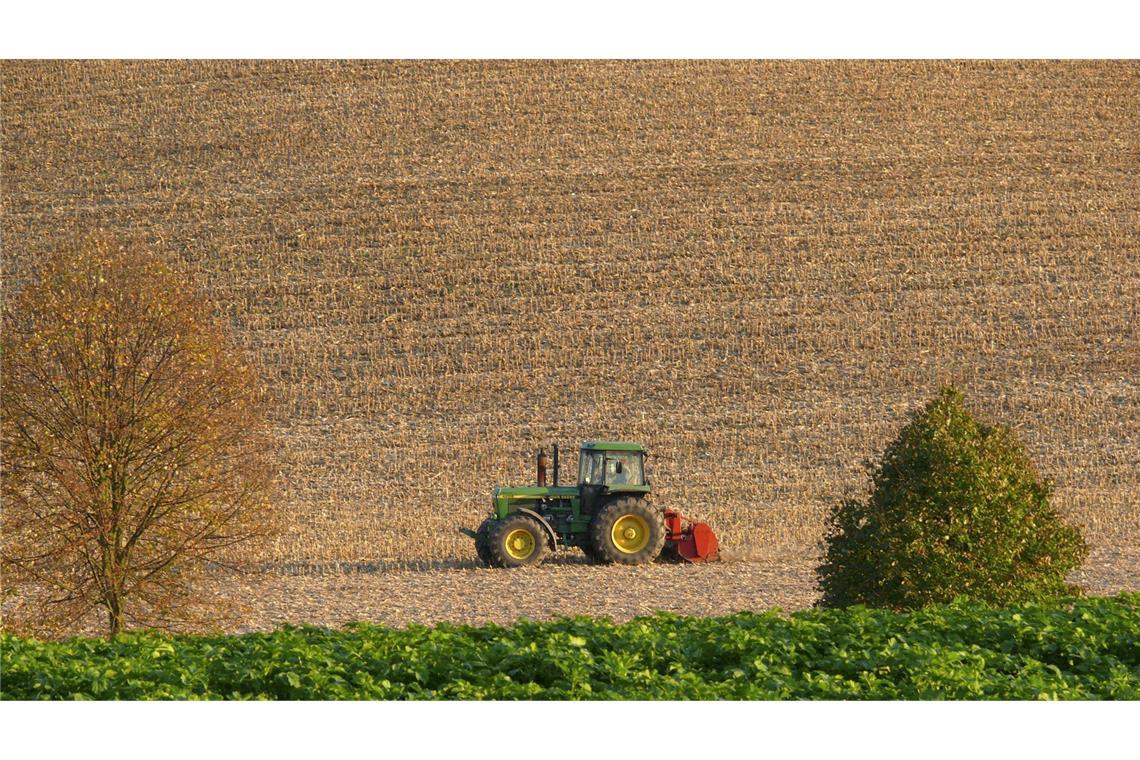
[553,443,559,486]
[536,447,550,487]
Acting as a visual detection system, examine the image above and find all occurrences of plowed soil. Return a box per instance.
[2,61,1137,637]
[194,545,1140,633]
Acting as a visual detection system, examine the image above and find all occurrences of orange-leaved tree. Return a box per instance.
[2,238,274,637]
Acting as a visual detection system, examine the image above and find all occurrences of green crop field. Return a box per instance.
[3,594,1137,700]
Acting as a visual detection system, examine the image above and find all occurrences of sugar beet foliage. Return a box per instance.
[817,387,1088,609]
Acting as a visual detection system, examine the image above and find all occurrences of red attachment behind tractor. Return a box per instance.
[663,510,721,563]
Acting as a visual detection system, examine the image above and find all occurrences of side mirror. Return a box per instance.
[615,461,623,474]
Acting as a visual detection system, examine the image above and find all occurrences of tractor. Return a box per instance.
[462,441,720,568]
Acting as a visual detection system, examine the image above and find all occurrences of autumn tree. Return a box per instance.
[2,238,273,637]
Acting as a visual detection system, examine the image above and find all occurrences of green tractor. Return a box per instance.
[462,441,720,568]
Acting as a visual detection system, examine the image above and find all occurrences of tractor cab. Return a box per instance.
[577,441,649,513]
[577,441,647,487]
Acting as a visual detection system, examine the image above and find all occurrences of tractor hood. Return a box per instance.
[493,485,578,500]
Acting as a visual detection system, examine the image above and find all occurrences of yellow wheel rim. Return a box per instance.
[504,528,536,560]
[611,514,650,554]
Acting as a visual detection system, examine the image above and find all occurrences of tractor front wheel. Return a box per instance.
[590,497,666,565]
[486,514,549,568]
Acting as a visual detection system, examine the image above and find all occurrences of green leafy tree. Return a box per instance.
[2,238,274,637]
[817,387,1087,609]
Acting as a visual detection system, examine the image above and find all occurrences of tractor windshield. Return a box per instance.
[580,449,646,486]
[579,451,605,485]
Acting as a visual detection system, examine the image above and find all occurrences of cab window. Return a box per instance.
[579,451,605,485]
[604,452,643,486]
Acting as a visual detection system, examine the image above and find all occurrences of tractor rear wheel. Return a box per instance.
[590,497,666,565]
[486,514,549,569]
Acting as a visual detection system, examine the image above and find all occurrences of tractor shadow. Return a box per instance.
[248,551,718,576]
[259,553,591,575]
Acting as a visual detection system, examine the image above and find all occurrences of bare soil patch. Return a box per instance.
[8,546,1135,638]
[195,545,1138,634]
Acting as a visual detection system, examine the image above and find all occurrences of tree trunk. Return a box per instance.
[106,591,124,637]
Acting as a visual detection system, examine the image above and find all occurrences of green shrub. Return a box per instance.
[817,387,1088,609]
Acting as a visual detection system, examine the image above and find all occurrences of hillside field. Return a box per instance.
[2,61,1137,578]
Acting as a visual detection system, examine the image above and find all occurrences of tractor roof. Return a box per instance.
[580,440,646,452]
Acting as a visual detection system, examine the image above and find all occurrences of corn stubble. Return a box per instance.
[2,61,1137,566]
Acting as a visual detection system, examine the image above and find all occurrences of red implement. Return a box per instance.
[663,510,721,563]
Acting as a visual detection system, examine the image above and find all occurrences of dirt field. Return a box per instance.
[2,62,1137,613]
[10,545,1135,637]
[221,546,1138,633]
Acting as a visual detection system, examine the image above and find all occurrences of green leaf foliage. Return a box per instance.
[2,594,1136,700]
[817,387,1089,609]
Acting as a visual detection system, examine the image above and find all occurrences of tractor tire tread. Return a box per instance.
[589,496,666,565]
[486,513,549,569]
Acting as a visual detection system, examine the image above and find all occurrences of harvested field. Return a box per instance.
[15,546,1137,637]
[220,546,1140,633]
[206,546,1140,632]
[213,557,822,634]
[2,61,1138,581]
